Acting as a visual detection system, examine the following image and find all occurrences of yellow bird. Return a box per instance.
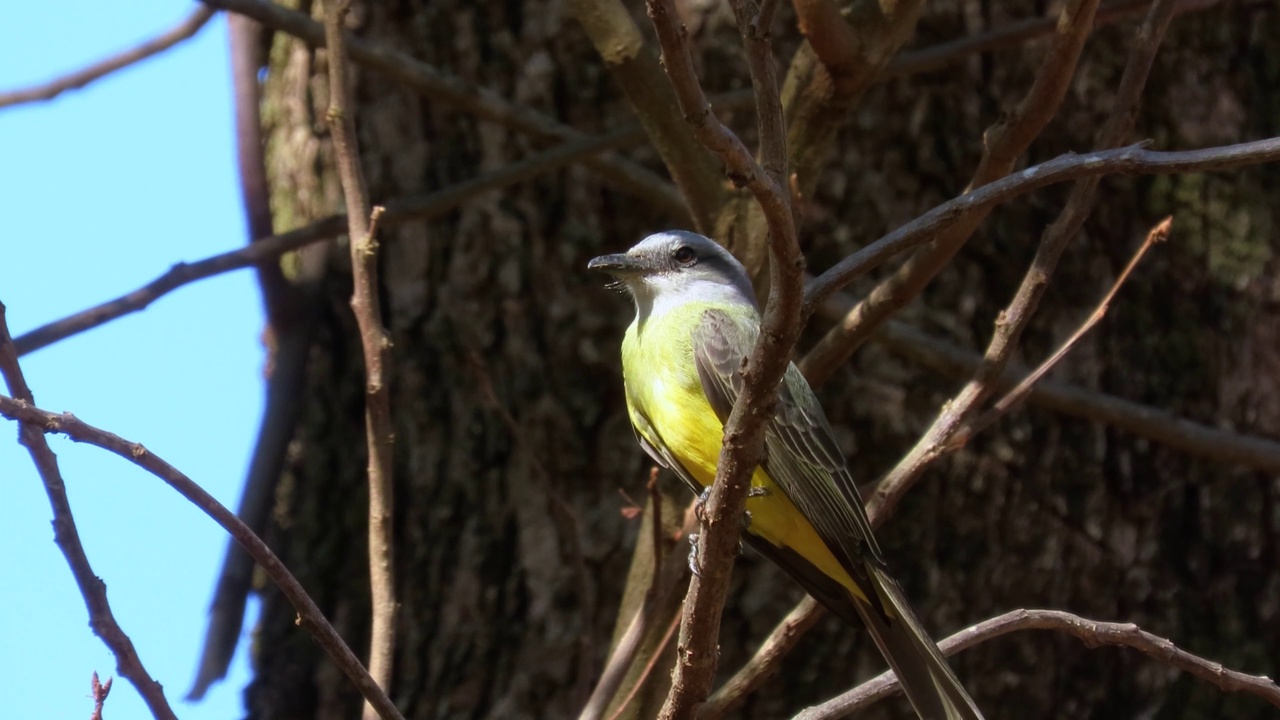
[589,231,983,720]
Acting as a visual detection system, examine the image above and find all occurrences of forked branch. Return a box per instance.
[0,306,177,720]
[0,391,408,720]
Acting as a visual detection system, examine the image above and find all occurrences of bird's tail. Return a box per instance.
[853,565,984,720]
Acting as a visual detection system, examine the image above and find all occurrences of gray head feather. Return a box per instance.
[588,231,758,322]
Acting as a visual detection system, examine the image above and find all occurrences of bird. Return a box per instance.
[588,230,983,720]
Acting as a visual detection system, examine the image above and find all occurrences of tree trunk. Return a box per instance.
[247,1,1280,718]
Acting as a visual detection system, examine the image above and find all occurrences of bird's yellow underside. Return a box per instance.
[622,303,867,604]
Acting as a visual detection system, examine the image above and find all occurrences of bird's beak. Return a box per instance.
[587,252,646,276]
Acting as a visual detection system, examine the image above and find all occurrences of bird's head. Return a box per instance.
[588,231,757,320]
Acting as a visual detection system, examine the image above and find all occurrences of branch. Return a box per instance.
[0,305,177,720]
[646,0,804,716]
[579,501,698,720]
[801,136,1280,317]
[0,7,215,109]
[866,0,1180,522]
[954,217,1172,446]
[698,597,825,719]
[795,608,1280,719]
[321,3,397,717]
[800,0,1103,383]
[200,0,689,221]
[14,126,638,356]
[860,316,1280,475]
[0,392,408,720]
[720,219,1263,711]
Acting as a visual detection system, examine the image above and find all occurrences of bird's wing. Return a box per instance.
[691,308,883,579]
[627,399,705,498]
[693,308,986,720]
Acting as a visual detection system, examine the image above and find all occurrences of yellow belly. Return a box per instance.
[621,306,861,598]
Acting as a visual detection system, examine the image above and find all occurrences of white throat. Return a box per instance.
[628,276,757,328]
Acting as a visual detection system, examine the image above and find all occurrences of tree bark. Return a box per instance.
[246,1,1280,718]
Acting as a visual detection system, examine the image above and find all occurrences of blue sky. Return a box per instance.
[2,4,261,719]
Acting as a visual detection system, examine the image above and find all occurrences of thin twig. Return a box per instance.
[0,305,177,720]
[867,0,1179,521]
[200,0,689,221]
[0,7,215,109]
[321,4,397,717]
[646,0,804,716]
[0,393,408,720]
[706,220,1215,716]
[955,217,1172,446]
[794,608,1280,719]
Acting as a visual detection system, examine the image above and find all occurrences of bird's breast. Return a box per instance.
[622,308,724,485]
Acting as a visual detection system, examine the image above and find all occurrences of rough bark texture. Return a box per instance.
[247,1,1280,719]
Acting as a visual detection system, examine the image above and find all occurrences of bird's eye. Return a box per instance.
[673,246,697,266]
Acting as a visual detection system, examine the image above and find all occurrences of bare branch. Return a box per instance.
[801,137,1280,317]
[698,597,825,719]
[0,305,177,720]
[201,0,689,221]
[0,392,408,720]
[801,0,1103,382]
[321,3,397,717]
[795,608,1280,719]
[954,217,1172,446]
[15,127,638,357]
[0,7,215,109]
[645,0,803,715]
